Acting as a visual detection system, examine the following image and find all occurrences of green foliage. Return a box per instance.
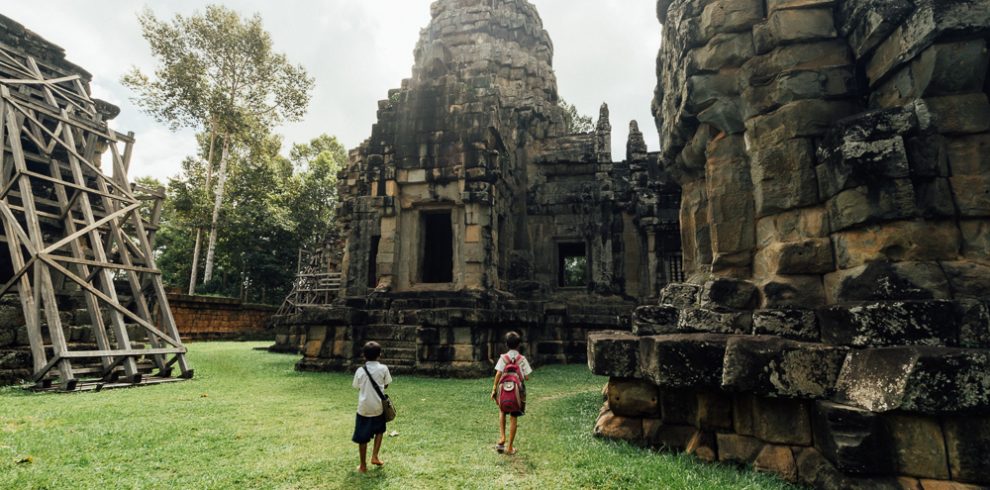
[154,131,345,304]
[562,256,588,288]
[0,343,796,490]
[122,5,314,133]
[559,97,594,134]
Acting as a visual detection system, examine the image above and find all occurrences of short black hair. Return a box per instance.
[363,341,382,361]
[505,331,521,349]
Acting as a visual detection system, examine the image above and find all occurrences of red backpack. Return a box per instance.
[497,354,526,414]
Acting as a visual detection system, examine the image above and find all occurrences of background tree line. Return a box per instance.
[125,5,344,304]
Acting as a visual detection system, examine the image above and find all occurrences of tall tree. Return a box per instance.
[122,5,314,293]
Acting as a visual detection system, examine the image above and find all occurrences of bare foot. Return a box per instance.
[371,458,384,466]
[506,447,518,455]
[357,465,368,474]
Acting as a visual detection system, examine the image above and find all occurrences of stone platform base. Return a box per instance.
[273,291,636,377]
[596,378,990,489]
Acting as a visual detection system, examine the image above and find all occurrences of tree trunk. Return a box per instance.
[187,230,203,294]
[188,129,218,294]
[203,135,231,282]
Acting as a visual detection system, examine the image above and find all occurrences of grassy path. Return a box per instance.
[0,343,792,489]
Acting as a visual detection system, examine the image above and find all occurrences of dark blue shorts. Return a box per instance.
[352,414,387,444]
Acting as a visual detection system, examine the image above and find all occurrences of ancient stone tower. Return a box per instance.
[273,0,682,375]
[590,0,990,487]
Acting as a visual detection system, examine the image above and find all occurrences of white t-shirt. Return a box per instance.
[353,361,393,417]
[494,350,533,377]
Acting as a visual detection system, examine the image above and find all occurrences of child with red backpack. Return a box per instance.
[490,331,533,455]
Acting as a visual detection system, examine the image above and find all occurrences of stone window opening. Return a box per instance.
[558,242,588,288]
[420,211,454,284]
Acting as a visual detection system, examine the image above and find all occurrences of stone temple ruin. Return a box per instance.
[589,0,990,488]
[271,0,683,375]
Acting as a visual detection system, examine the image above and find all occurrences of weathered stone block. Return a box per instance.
[753,8,837,54]
[834,347,990,414]
[677,307,752,335]
[632,305,680,336]
[588,331,640,378]
[659,388,698,426]
[753,397,813,445]
[943,417,990,485]
[696,390,733,431]
[686,430,718,462]
[699,0,764,40]
[927,94,990,134]
[958,300,990,349]
[722,336,848,398]
[755,238,835,276]
[659,283,701,309]
[950,176,990,217]
[886,414,950,480]
[699,278,757,310]
[812,401,893,476]
[747,99,862,149]
[831,221,961,270]
[752,308,819,341]
[943,261,990,299]
[946,133,990,176]
[754,445,798,482]
[688,33,754,72]
[734,394,757,436]
[756,206,830,249]
[594,410,643,442]
[638,334,729,388]
[836,0,913,59]
[818,300,963,348]
[826,180,917,232]
[959,220,990,262]
[824,261,951,303]
[717,433,764,464]
[759,274,827,308]
[918,480,988,490]
[643,420,696,452]
[607,378,660,418]
[750,138,820,216]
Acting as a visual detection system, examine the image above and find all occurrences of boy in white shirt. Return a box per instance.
[490,331,533,455]
[352,341,392,473]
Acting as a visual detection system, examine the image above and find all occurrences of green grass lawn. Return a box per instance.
[0,343,793,489]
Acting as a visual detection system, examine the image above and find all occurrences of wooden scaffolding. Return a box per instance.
[0,42,192,390]
[276,249,342,316]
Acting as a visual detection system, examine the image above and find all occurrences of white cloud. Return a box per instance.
[3,0,661,179]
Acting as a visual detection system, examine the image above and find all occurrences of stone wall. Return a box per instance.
[590,0,990,488]
[168,294,276,341]
[0,296,30,386]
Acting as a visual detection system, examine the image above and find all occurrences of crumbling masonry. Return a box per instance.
[589,0,990,488]
[272,0,683,375]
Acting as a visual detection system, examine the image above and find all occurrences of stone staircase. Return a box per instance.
[362,324,418,373]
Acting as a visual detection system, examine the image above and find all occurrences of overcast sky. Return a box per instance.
[3,1,661,182]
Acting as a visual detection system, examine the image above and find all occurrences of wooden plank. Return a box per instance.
[40,258,184,348]
[45,255,160,274]
[57,115,139,378]
[60,348,186,359]
[2,87,74,380]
